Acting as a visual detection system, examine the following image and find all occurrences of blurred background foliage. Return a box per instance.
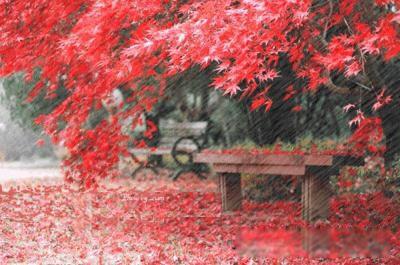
[0,65,352,153]
[1,64,399,204]
[1,69,68,131]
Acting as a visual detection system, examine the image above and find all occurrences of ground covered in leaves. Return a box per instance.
[0,172,399,264]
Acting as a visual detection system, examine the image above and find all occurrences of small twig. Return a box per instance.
[352,81,373,91]
[323,0,334,40]
[343,17,353,35]
[343,17,378,96]
[310,0,329,10]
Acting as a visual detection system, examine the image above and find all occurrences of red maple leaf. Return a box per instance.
[372,88,392,111]
[250,97,273,112]
[343,104,356,113]
[291,105,302,112]
[349,110,365,127]
[283,85,296,101]
[345,60,362,77]
[36,139,45,147]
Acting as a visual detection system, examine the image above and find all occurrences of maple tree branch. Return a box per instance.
[313,34,351,95]
[324,76,351,95]
[310,13,371,96]
[342,16,378,94]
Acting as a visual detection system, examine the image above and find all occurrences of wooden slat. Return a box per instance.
[129,148,171,155]
[304,155,333,166]
[195,153,338,166]
[194,153,305,166]
[173,144,199,150]
[213,163,306,175]
[159,137,181,146]
[129,146,198,155]
[162,129,205,137]
[159,120,208,139]
[160,121,208,130]
[160,121,207,137]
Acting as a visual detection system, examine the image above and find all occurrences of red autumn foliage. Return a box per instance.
[1,0,399,183]
[250,97,273,112]
[348,117,385,156]
[35,139,46,147]
[373,88,393,112]
[0,175,398,264]
[291,105,303,112]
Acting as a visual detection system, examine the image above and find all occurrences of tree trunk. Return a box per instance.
[240,55,298,145]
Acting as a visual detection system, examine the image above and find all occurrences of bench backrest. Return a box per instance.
[159,119,208,148]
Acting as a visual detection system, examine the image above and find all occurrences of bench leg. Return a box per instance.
[302,170,331,222]
[170,168,185,181]
[219,173,242,211]
[302,227,330,256]
[131,164,144,179]
[130,154,160,179]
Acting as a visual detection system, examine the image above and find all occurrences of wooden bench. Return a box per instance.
[194,152,363,222]
[129,119,209,179]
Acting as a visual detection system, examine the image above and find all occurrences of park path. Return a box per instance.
[0,159,62,188]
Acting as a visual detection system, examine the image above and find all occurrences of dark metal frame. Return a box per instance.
[170,136,208,180]
[130,123,214,180]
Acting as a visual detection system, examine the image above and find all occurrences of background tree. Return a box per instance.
[1,71,68,131]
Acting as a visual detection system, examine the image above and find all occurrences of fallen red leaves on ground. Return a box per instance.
[0,174,399,264]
